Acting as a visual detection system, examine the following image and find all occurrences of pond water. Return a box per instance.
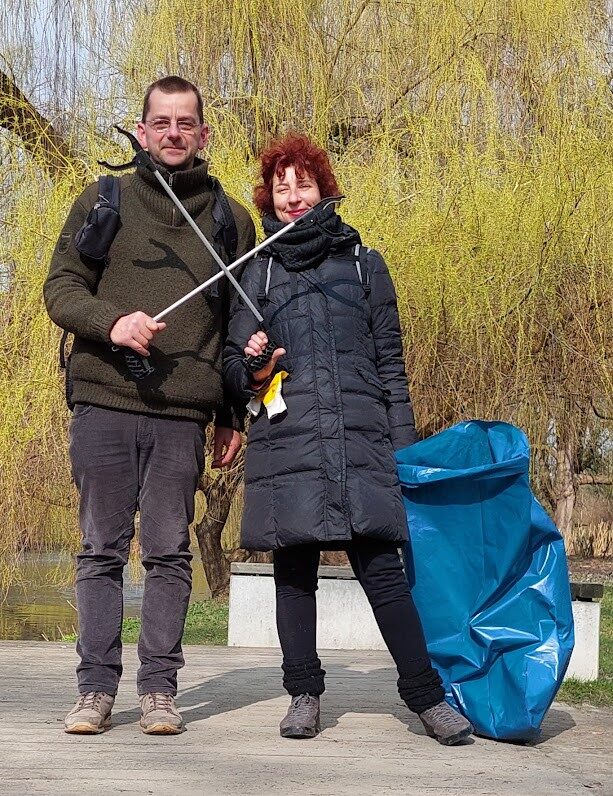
[0,551,211,641]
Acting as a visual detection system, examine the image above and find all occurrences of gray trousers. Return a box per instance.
[69,404,205,696]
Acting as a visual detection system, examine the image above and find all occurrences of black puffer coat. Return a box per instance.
[223,218,417,551]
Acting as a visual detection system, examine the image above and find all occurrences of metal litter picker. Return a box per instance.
[101,125,342,377]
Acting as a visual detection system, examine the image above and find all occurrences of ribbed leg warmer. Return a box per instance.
[397,662,445,713]
[281,656,326,697]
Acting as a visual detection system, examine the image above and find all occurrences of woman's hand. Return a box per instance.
[244,331,286,385]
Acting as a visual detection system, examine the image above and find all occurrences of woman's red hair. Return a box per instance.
[253,132,340,216]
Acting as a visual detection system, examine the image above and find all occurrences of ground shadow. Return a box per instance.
[111,659,471,744]
[112,663,283,728]
[530,706,577,744]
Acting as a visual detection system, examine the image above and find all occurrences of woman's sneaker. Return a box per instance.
[280,694,321,738]
[139,693,183,735]
[419,701,473,745]
[64,692,114,734]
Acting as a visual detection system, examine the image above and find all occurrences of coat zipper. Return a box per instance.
[325,292,348,514]
[306,270,349,532]
[306,279,328,538]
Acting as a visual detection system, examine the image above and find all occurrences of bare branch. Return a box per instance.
[0,69,81,175]
[368,30,494,132]
[327,0,371,80]
[591,398,613,421]
[576,473,613,487]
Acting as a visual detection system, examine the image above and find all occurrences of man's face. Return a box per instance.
[136,88,209,171]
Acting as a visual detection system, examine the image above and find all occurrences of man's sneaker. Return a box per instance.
[279,694,321,739]
[139,693,183,735]
[419,701,474,745]
[64,692,114,734]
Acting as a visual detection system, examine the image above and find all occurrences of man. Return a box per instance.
[44,76,255,735]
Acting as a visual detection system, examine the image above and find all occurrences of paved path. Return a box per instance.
[1,642,611,795]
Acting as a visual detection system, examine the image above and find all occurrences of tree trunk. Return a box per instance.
[195,452,244,598]
[193,477,234,597]
[0,69,81,175]
[553,438,576,546]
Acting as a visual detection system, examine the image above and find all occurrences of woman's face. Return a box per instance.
[272,165,322,223]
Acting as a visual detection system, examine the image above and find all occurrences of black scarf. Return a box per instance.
[262,203,345,271]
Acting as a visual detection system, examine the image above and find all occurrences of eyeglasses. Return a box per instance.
[145,119,201,134]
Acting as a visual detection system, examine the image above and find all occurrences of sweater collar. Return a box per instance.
[136,157,211,199]
[133,157,214,224]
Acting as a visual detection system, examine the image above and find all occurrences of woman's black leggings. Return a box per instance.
[273,538,444,714]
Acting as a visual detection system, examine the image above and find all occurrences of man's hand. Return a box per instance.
[110,311,167,356]
[212,427,242,469]
[244,331,286,384]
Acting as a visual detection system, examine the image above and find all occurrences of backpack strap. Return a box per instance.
[210,176,238,263]
[59,329,74,410]
[257,255,295,300]
[354,244,371,296]
[59,329,69,370]
[74,175,121,261]
[98,174,120,217]
[63,174,120,410]
[257,256,275,304]
[209,177,239,299]
[257,247,368,307]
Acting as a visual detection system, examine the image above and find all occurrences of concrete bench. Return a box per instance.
[227,563,603,682]
[228,562,385,651]
[565,581,603,681]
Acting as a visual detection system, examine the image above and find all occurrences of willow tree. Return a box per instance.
[0,0,611,595]
[123,0,613,544]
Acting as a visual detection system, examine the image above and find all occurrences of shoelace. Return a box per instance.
[423,702,463,727]
[147,693,174,712]
[76,692,105,711]
[288,694,318,721]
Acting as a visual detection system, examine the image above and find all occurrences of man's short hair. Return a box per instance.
[142,76,204,123]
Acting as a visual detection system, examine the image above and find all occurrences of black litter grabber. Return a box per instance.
[101,124,343,377]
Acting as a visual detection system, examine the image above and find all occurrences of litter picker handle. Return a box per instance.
[238,197,344,376]
[105,126,265,326]
[111,345,155,379]
[243,333,280,374]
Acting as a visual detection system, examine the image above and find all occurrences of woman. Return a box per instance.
[224,133,472,745]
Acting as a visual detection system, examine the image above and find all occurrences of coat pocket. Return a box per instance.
[355,363,390,399]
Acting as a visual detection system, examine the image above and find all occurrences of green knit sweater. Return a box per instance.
[44,160,255,425]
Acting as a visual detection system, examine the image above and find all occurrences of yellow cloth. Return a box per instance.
[247,370,289,419]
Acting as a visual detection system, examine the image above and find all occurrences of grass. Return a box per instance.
[61,599,229,646]
[557,585,613,706]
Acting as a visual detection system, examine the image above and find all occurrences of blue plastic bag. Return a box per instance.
[397,420,574,741]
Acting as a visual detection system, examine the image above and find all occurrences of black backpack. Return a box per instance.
[61,173,239,408]
[74,173,238,265]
